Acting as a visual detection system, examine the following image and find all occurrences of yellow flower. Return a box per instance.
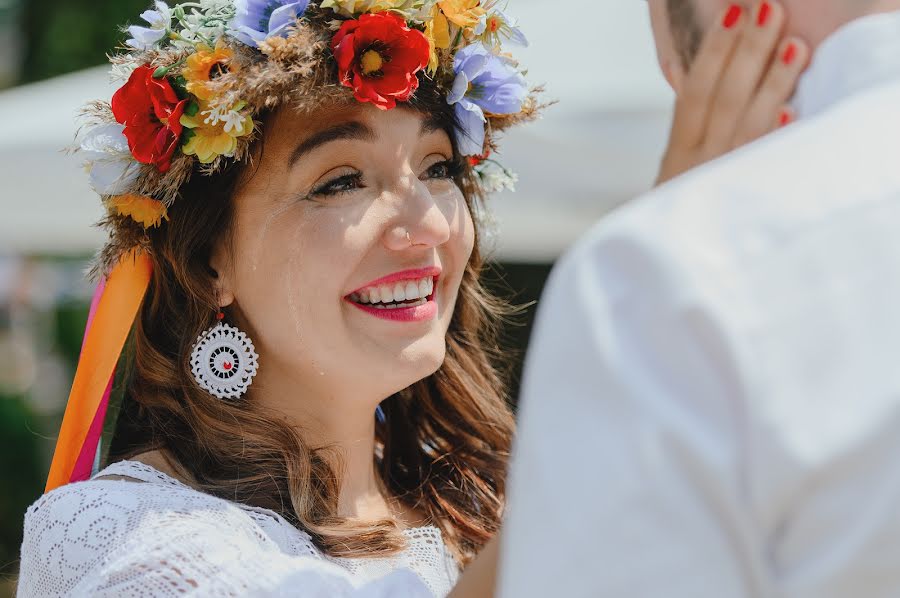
[438,0,484,30]
[320,0,415,17]
[109,194,169,229]
[180,101,254,164]
[424,3,450,74]
[183,40,236,102]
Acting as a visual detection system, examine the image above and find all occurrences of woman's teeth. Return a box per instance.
[349,276,434,309]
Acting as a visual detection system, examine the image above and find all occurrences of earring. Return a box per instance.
[190,311,259,399]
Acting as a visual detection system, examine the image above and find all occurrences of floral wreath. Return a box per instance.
[78,0,540,276]
[45,0,540,492]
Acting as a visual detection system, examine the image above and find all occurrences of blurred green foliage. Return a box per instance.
[0,298,89,587]
[20,0,152,84]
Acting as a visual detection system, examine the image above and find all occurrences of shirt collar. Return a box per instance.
[793,10,900,119]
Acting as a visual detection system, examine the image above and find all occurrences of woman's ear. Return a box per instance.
[209,242,236,309]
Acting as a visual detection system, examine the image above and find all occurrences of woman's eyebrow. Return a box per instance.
[420,113,446,136]
[287,121,375,166]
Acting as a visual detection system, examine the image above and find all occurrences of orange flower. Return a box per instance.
[183,40,237,102]
[108,194,169,228]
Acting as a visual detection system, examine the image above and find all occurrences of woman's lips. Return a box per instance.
[346,296,438,322]
[348,266,442,295]
[344,267,441,323]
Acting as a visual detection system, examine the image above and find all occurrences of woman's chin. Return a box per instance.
[364,340,446,393]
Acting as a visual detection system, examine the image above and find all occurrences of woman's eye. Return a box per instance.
[310,173,363,197]
[423,159,462,181]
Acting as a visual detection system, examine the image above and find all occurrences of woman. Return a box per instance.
[17,1,806,596]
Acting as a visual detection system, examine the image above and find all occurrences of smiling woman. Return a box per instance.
[17,0,538,596]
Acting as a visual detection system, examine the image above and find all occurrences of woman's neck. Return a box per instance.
[250,367,419,524]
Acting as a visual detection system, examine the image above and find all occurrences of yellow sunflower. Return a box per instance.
[183,40,237,102]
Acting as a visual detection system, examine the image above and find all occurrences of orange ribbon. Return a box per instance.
[45,250,152,493]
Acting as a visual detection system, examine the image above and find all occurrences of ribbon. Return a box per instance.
[45,250,152,493]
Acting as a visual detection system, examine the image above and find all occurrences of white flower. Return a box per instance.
[171,1,236,47]
[199,0,234,10]
[202,103,251,134]
[477,164,518,194]
[79,124,141,196]
[474,9,528,48]
[126,1,173,50]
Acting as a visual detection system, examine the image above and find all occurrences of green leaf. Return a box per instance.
[184,101,200,117]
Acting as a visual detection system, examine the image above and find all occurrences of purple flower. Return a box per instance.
[447,43,527,156]
[126,1,173,50]
[229,0,310,48]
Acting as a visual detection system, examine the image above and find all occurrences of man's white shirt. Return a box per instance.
[500,11,900,598]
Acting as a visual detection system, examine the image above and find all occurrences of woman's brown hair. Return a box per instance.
[106,80,516,566]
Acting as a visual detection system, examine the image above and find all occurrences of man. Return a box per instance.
[498,1,900,596]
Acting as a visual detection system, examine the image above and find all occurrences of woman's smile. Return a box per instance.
[345,266,441,322]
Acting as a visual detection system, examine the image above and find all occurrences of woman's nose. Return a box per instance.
[383,179,452,251]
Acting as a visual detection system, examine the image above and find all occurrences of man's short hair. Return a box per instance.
[667,0,703,67]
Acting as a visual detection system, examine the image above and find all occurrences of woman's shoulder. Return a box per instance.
[25,459,224,528]
[23,459,303,545]
[17,461,438,597]
[17,461,308,596]
[20,461,254,569]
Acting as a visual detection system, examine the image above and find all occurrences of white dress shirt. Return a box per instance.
[499,11,900,598]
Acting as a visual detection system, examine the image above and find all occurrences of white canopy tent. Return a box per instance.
[0,0,674,262]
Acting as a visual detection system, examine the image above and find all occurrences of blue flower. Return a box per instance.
[229,0,310,48]
[126,1,173,50]
[447,43,527,156]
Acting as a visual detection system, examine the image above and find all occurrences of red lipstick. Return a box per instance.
[345,266,441,323]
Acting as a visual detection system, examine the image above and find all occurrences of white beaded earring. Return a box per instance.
[190,311,259,399]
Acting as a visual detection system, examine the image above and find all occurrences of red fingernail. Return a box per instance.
[782,42,797,65]
[779,110,791,126]
[723,5,742,29]
[757,1,772,26]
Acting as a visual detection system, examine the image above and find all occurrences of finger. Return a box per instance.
[703,0,787,154]
[735,37,810,145]
[669,3,746,149]
[777,105,795,128]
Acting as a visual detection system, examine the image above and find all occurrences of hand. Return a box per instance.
[656,1,809,186]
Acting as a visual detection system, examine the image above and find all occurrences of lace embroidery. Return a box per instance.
[18,460,460,597]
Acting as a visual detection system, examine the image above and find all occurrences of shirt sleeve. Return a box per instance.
[497,218,768,598]
[18,480,435,598]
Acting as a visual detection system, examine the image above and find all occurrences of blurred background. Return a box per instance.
[0,0,674,593]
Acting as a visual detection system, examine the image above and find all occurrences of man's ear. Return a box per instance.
[209,242,235,309]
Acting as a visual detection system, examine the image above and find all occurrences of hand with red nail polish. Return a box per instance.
[656,1,810,185]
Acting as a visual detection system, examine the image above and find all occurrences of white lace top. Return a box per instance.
[17,460,460,597]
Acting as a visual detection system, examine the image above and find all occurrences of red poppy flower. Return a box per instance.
[331,12,430,111]
[111,65,189,173]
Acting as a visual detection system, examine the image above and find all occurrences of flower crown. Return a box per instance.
[79,0,539,275]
